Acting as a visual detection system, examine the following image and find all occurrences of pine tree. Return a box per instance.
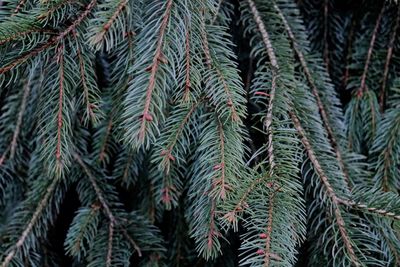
[0,0,399,266]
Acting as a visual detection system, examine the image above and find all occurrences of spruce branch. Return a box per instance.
[9,78,30,160]
[357,2,385,97]
[183,18,191,102]
[90,0,128,46]
[0,177,59,267]
[246,0,278,171]
[0,0,97,74]
[379,3,400,111]
[275,3,351,189]
[290,112,360,267]
[73,152,143,258]
[323,0,329,72]
[338,198,400,221]
[137,0,172,142]
[73,152,116,224]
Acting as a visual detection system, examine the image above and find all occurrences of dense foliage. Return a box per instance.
[0,0,399,266]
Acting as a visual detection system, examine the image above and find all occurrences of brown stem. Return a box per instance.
[12,0,26,14]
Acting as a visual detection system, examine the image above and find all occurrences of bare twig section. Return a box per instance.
[337,198,400,221]
[247,0,278,171]
[138,0,173,142]
[380,4,400,112]
[357,3,385,96]
[275,4,351,189]
[0,178,59,267]
[0,0,97,74]
[10,79,31,159]
[92,0,128,45]
[290,112,360,267]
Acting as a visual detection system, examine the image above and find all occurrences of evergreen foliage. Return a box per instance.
[0,0,399,266]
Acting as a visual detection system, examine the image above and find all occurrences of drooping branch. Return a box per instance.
[73,152,142,257]
[55,45,65,164]
[0,178,59,267]
[0,0,97,74]
[200,14,240,122]
[161,101,201,174]
[247,0,278,171]
[275,4,351,189]
[73,152,116,223]
[290,112,360,267]
[183,18,191,102]
[10,78,31,159]
[357,3,385,96]
[92,0,128,45]
[338,198,400,221]
[138,0,173,142]
[106,221,114,267]
[323,0,329,72]
[379,4,400,111]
